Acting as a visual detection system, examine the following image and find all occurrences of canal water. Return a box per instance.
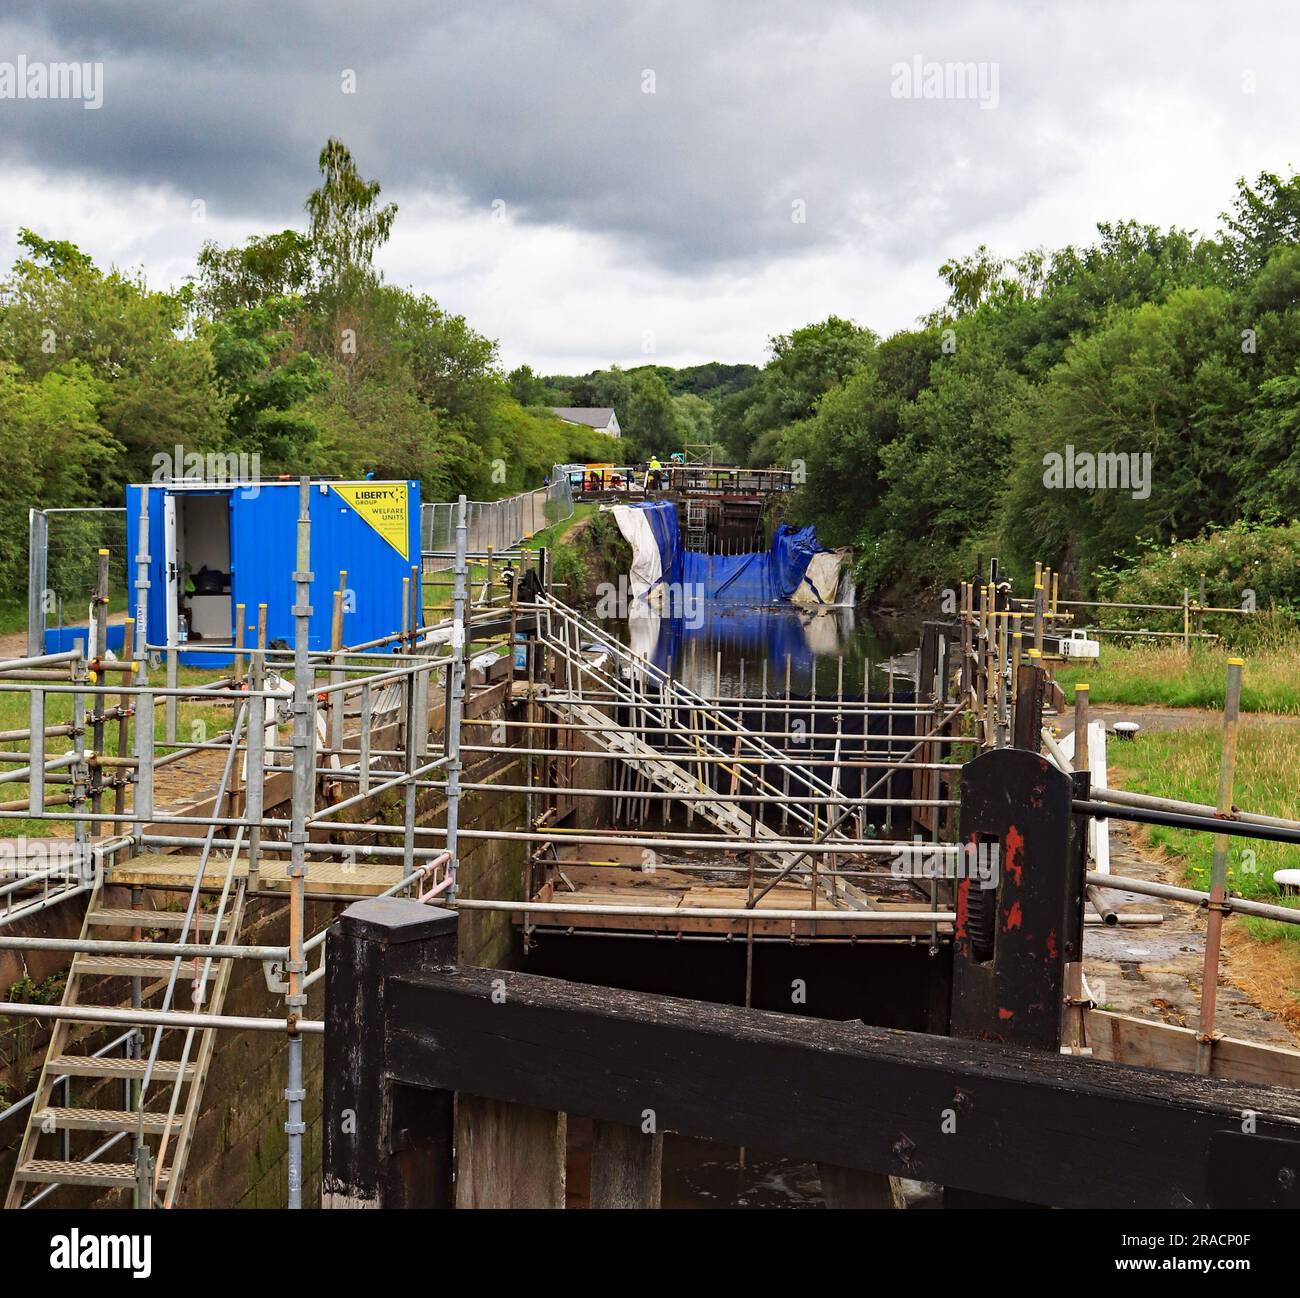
[610,604,923,698]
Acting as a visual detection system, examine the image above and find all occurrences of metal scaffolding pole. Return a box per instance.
[26,508,48,658]
[285,476,314,1210]
[444,494,469,898]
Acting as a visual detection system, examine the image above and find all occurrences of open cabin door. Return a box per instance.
[162,491,179,649]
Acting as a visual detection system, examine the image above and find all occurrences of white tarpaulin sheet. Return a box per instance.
[793,550,847,605]
[609,505,665,604]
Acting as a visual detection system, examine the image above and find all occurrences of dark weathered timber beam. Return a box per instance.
[323,900,459,1209]
[384,966,1300,1209]
[464,611,539,641]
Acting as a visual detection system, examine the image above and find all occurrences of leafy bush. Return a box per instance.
[1090,521,1300,644]
[550,539,589,596]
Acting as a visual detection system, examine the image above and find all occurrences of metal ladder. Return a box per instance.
[685,499,708,551]
[539,593,853,834]
[4,875,247,1208]
[541,694,781,843]
[536,596,876,908]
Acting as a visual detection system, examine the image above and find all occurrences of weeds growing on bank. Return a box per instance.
[1055,634,1300,713]
[1109,720,1300,947]
[548,505,631,602]
[545,503,600,595]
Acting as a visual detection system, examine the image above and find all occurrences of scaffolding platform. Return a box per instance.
[523,863,948,939]
[106,851,408,899]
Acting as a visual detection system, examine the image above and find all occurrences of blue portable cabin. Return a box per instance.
[117,479,421,667]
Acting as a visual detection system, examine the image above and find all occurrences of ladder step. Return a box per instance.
[35,1107,173,1134]
[46,1055,195,1081]
[78,955,187,978]
[87,908,222,933]
[16,1159,169,1187]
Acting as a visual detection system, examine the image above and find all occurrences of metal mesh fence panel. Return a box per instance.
[30,508,129,651]
[420,479,573,572]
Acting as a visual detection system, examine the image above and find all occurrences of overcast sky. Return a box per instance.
[0,1,1295,373]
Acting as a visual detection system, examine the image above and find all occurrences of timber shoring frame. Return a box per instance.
[322,898,1300,1210]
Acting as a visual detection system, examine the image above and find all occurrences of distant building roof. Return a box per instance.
[550,407,616,429]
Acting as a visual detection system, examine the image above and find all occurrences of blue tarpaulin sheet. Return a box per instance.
[637,501,827,605]
[44,624,127,655]
[642,499,683,590]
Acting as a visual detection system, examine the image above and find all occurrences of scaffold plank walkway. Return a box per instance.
[107,851,408,898]
[526,864,944,938]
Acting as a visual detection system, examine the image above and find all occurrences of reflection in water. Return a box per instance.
[566,1123,825,1209]
[660,1136,824,1209]
[619,602,921,697]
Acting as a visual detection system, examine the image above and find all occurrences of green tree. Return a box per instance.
[0,237,192,383]
[305,138,398,303]
[0,362,120,590]
[869,326,1025,594]
[205,298,331,469]
[1238,365,1300,520]
[378,288,499,425]
[784,328,938,546]
[714,385,760,463]
[99,335,229,486]
[1221,170,1300,278]
[622,372,680,460]
[671,392,714,453]
[194,230,314,315]
[1002,287,1249,579]
[738,316,877,460]
[506,363,550,406]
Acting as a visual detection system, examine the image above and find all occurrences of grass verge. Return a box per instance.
[1108,720,1300,954]
[0,665,231,837]
[1055,637,1300,713]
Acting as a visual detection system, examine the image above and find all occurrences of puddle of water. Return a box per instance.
[660,1135,825,1209]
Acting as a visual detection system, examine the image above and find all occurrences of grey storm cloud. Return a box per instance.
[0,0,1290,276]
[0,0,1074,268]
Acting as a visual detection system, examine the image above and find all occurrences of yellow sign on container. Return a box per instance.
[330,482,410,560]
